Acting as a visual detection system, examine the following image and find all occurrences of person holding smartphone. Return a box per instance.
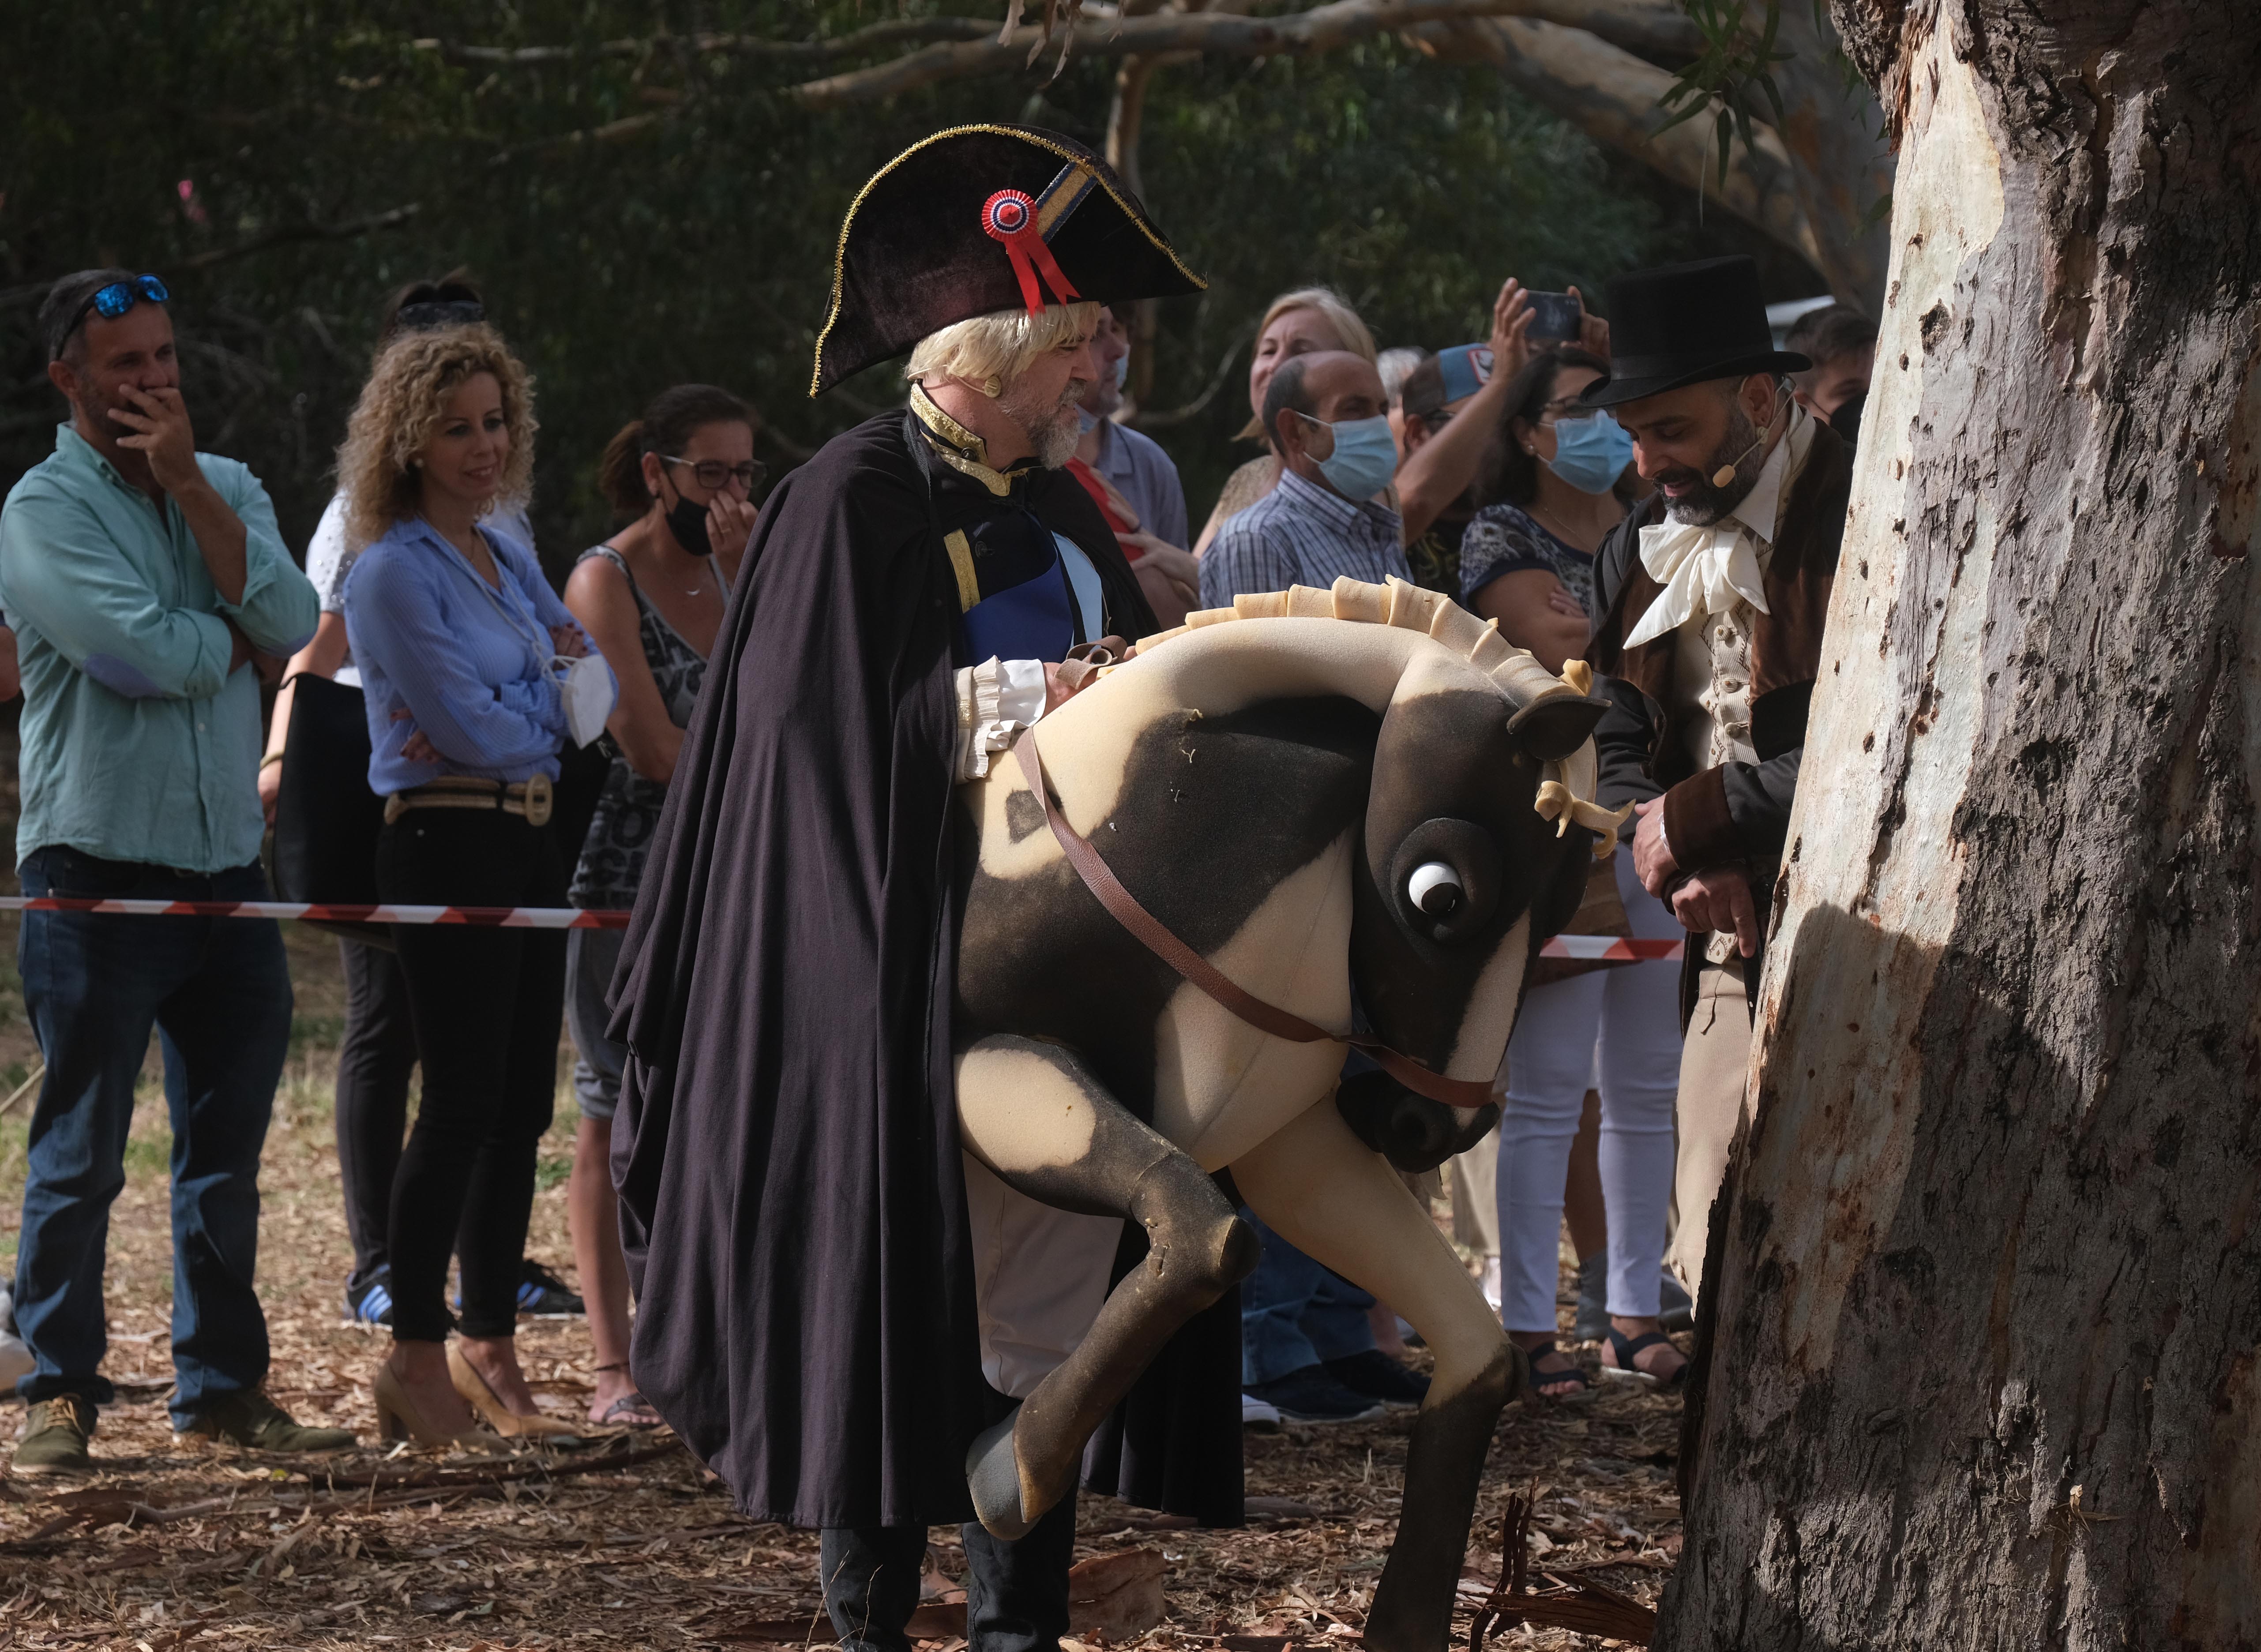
[1393,282,1611,591]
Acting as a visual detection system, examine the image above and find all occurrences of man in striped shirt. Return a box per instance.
[1198,350,1411,610]
[1191,349,1436,1423]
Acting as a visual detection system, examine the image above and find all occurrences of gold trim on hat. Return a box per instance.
[809,123,1207,398]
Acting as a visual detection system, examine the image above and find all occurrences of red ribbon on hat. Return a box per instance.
[982,189,1081,316]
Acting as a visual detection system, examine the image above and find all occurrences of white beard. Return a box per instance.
[1002,377,1087,469]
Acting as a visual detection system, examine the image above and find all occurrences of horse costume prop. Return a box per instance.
[952,574,1625,1652]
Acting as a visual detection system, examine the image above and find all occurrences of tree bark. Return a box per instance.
[1657,2,2261,1647]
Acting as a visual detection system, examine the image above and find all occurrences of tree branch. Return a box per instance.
[412,19,1001,68]
[1408,15,1822,272]
[177,203,424,272]
[421,0,1699,77]
[786,0,1607,109]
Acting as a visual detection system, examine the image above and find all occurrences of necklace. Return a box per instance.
[1528,499,1605,552]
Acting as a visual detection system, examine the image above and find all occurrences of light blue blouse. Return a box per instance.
[342,515,612,794]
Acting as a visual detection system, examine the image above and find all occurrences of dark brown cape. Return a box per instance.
[608,409,1153,1527]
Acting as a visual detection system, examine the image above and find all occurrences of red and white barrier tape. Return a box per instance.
[1536,935,1685,961]
[0,895,1684,954]
[0,897,630,928]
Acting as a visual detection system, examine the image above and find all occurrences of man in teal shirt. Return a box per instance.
[0,268,349,1473]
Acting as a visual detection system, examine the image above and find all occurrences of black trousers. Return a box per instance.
[334,939,419,1295]
[376,808,565,1343]
[821,1491,1078,1652]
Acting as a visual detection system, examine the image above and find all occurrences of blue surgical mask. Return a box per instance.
[1113,354,1130,392]
[1304,414,1399,502]
[1544,412,1634,496]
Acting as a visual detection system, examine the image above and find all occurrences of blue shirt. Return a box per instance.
[1198,468,1410,609]
[1083,415,1190,549]
[342,516,611,794]
[0,424,319,871]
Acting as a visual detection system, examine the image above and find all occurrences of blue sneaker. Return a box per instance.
[516,1260,585,1318]
[452,1260,586,1320]
[345,1272,394,1328]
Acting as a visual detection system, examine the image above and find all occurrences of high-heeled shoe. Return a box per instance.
[372,1362,510,1454]
[447,1344,582,1441]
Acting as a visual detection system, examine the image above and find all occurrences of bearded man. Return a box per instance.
[1579,255,1851,1309]
[608,128,1206,1652]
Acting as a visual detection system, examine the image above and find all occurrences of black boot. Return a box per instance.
[821,1524,928,1652]
[961,1488,1078,1652]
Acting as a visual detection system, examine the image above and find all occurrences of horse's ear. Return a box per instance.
[1507,694,1606,762]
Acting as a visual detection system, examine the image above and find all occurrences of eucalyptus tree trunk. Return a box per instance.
[1656,2,2261,1646]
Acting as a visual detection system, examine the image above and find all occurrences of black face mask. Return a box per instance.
[664,492,713,558]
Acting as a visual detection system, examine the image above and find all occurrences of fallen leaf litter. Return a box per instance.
[0,918,1684,1649]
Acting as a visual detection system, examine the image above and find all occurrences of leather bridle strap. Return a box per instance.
[1010,730,1498,1110]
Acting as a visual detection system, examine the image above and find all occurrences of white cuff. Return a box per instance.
[954,657,1048,780]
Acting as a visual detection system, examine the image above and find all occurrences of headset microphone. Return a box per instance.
[1710,383,1788,488]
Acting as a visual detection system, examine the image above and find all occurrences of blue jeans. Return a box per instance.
[12,849,292,1425]
[1239,1209,1376,1386]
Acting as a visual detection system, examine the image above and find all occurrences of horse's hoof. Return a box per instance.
[965,1411,1035,1541]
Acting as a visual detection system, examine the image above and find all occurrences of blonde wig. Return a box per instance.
[905,301,1100,397]
[1236,286,1378,441]
[337,323,537,551]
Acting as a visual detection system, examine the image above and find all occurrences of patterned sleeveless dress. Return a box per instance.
[567,546,707,909]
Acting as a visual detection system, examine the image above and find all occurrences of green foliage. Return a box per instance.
[1656,0,1792,187]
[2,2,1678,555]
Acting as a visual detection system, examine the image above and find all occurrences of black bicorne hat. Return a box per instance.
[1576,255,1810,409]
[810,124,1206,396]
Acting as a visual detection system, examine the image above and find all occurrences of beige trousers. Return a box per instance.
[1446,1133,1500,1258]
[1667,954,1753,1297]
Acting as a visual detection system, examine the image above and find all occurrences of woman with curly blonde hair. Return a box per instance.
[337,324,616,1450]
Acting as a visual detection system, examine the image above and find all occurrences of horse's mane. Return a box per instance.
[1139,576,1626,854]
[1143,574,1580,710]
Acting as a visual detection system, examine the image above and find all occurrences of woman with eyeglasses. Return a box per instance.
[1459,345,1690,1398]
[559,384,760,1428]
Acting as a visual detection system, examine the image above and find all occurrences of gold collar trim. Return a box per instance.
[910,383,1020,498]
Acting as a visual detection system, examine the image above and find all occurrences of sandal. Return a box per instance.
[590,1362,665,1429]
[1519,1339,1594,1404]
[1600,1327,1687,1390]
[595,1391,664,1429]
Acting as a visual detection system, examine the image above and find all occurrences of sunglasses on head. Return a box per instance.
[394,298,486,331]
[56,274,169,356]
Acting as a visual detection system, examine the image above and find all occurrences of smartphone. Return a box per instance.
[1525,290,1583,344]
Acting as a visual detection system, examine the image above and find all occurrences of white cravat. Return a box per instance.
[1621,406,1810,651]
[1622,520,1769,650]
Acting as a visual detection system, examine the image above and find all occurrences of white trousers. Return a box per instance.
[1495,852,1684,1333]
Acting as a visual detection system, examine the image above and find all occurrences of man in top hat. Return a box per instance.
[606,126,1207,1652]
[1577,255,1852,1335]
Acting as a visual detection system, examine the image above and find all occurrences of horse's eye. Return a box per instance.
[1407,861,1462,917]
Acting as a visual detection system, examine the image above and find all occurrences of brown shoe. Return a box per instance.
[175,1389,358,1452]
[14,1394,95,1476]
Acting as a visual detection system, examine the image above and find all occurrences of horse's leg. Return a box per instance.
[1233,1096,1523,1652]
[955,1033,1258,1540]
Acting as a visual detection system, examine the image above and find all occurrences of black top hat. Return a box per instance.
[1575,255,1810,409]
[810,124,1205,395]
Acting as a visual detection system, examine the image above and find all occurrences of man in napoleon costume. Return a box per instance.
[606,127,1216,1652]
[1580,256,1852,1312]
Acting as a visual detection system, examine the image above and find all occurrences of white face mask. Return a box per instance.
[552,652,615,747]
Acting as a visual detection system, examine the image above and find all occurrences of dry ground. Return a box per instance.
[0,716,1685,1648]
